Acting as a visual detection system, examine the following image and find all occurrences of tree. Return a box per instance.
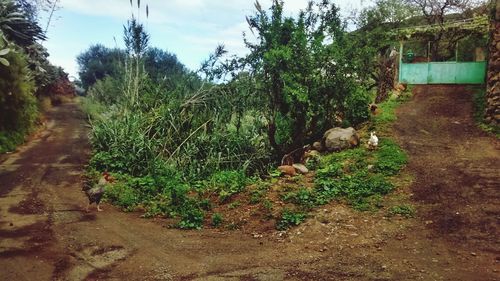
[351,0,418,102]
[405,0,487,60]
[207,0,368,156]
[76,44,126,90]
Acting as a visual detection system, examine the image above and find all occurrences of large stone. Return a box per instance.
[323,127,359,152]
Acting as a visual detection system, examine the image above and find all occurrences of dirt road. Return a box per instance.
[0,87,498,281]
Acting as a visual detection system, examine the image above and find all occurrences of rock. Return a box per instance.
[312,141,323,152]
[304,149,320,159]
[278,165,296,176]
[323,127,359,152]
[292,163,309,174]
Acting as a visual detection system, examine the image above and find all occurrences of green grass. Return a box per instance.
[0,130,26,154]
[388,204,415,218]
[280,141,407,214]
[372,91,412,131]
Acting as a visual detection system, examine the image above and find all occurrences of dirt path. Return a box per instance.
[0,87,498,281]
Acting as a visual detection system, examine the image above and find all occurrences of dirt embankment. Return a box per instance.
[0,87,498,281]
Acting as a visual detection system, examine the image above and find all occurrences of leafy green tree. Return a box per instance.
[404,0,488,60]
[0,48,37,150]
[76,44,126,90]
[207,0,368,156]
[351,0,418,102]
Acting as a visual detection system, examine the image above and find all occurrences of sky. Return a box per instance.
[41,0,372,79]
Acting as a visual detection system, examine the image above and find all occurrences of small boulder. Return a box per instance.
[323,127,359,152]
[292,163,309,174]
[278,165,296,176]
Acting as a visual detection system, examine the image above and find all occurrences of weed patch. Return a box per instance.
[388,204,415,218]
[276,209,307,230]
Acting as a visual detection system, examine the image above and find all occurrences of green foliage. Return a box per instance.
[211,213,223,227]
[282,187,316,209]
[0,48,37,153]
[344,88,370,126]
[89,112,159,176]
[312,145,400,210]
[77,45,125,90]
[276,209,307,230]
[87,76,124,106]
[473,88,500,137]
[123,16,149,57]
[105,180,140,211]
[0,0,46,47]
[205,0,369,155]
[177,206,204,230]
[374,138,408,175]
[388,204,415,218]
[209,170,249,202]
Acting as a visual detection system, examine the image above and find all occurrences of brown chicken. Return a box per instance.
[83,171,113,212]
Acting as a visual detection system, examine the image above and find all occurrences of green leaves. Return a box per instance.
[0,56,9,66]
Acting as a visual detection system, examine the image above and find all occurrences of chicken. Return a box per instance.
[368,131,379,150]
[83,171,113,212]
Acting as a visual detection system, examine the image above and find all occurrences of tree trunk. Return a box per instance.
[375,56,396,104]
[485,0,500,126]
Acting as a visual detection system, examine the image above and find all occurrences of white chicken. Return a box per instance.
[368,131,378,150]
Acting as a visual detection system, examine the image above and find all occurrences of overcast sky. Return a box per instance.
[41,0,372,79]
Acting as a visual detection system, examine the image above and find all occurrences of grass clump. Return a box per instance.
[211,213,223,227]
[388,204,415,218]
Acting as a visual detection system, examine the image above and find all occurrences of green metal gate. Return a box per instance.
[399,61,487,84]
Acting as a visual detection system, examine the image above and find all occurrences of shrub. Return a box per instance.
[105,180,140,211]
[211,213,223,227]
[276,209,307,230]
[208,170,250,202]
[177,206,204,229]
[88,76,123,106]
[0,49,37,153]
[344,88,370,126]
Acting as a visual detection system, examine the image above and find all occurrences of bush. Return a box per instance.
[88,76,123,106]
[177,206,204,229]
[344,88,370,126]
[0,49,37,153]
[208,170,250,202]
[276,209,307,230]
[211,213,223,227]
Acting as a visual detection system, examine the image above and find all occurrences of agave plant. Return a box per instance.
[0,0,46,46]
